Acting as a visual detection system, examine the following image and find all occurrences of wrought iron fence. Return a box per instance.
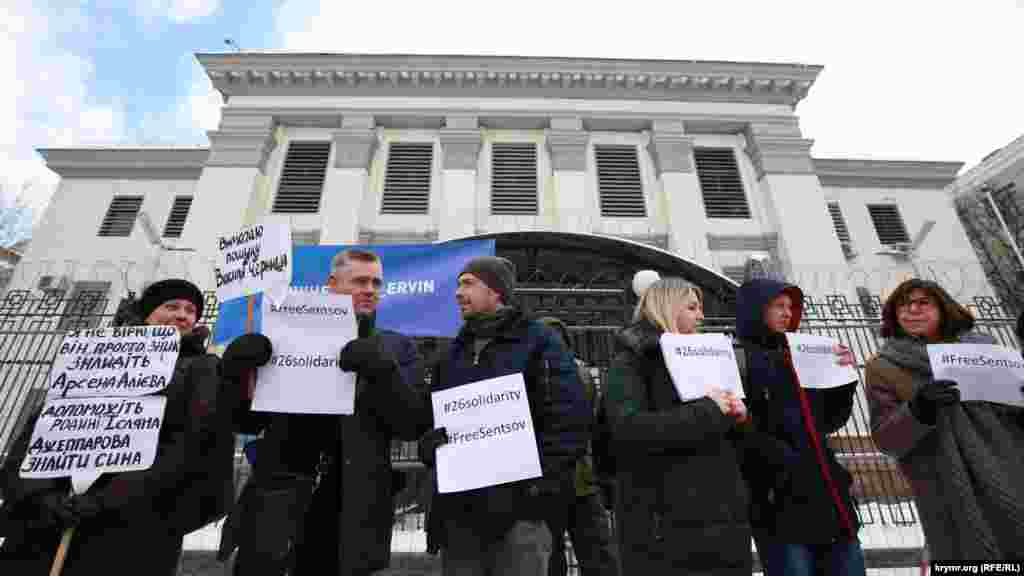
[1,288,1021,566]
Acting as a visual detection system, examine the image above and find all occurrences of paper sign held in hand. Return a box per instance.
[785,333,859,390]
[253,290,358,415]
[658,333,744,402]
[48,326,181,399]
[927,343,1024,408]
[215,217,292,304]
[19,396,167,494]
[431,373,541,494]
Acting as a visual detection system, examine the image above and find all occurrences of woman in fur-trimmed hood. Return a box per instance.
[865,279,1024,561]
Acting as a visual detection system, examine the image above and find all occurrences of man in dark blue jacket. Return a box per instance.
[418,256,591,576]
[224,249,424,576]
[734,278,866,576]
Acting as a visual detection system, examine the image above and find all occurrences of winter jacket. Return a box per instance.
[733,278,860,545]
[428,306,591,545]
[221,328,424,576]
[603,319,751,575]
[866,331,1024,561]
[0,329,232,576]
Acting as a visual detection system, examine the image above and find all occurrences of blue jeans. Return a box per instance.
[757,540,866,576]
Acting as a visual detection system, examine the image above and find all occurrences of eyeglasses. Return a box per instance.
[898,298,935,311]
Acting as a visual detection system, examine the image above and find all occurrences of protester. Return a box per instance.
[0,278,247,576]
[223,249,424,576]
[417,256,590,576]
[601,277,750,574]
[537,316,619,576]
[865,279,1024,560]
[733,277,865,576]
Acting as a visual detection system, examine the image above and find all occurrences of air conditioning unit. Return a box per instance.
[37,275,71,294]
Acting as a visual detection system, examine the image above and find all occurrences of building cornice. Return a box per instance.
[945,134,1024,199]
[197,53,822,106]
[36,148,210,180]
[813,158,964,190]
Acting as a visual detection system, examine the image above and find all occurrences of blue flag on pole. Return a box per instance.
[213,239,495,344]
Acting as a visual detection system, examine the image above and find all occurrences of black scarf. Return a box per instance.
[461,306,520,340]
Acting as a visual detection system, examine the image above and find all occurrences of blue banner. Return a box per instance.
[213,239,494,344]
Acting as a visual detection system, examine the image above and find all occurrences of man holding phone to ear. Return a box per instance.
[227,249,424,576]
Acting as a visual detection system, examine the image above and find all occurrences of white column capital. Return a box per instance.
[546,130,589,171]
[439,129,483,170]
[332,128,378,170]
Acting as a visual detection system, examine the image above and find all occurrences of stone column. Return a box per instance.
[438,116,482,240]
[546,117,589,233]
[181,113,277,289]
[745,119,848,295]
[647,121,713,267]
[322,115,378,244]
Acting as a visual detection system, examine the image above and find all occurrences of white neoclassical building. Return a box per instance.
[9,52,994,318]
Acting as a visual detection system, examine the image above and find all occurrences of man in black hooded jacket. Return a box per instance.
[733,278,866,576]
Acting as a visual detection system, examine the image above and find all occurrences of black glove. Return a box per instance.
[29,491,76,530]
[339,337,395,379]
[67,493,105,523]
[180,325,211,355]
[417,427,448,467]
[910,379,960,425]
[223,334,273,378]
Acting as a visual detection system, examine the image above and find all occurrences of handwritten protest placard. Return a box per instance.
[431,373,541,494]
[658,333,744,402]
[928,343,1024,408]
[252,290,358,414]
[48,326,181,399]
[785,333,859,390]
[215,217,292,304]
[20,396,166,494]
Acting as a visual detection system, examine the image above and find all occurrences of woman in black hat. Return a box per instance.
[0,278,271,575]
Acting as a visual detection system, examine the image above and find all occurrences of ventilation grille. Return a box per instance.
[827,202,851,244]
[98,196,143,237]
[272,141,331,214]
[382,143,433,214]
[162,196,193,238]
[491,143,538,215]
[867,204,910,245]
[596,145,645,217]
[695,148,750,219]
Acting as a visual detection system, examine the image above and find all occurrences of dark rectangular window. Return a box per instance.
[596,145,645,217]
[828,202,851,243]
[162,196,193,238]
[272,141,331,214]
[98,196,144,237]
[491,143,538,215]
[695,148,750,219]
[381,143,433,214]
[867,204,910,245]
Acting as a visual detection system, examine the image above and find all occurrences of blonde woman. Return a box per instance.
[604,277,750,575]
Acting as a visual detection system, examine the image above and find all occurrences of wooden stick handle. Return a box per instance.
[49,527,75,576]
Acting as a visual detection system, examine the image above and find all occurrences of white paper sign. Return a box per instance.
[19,396,166,494]
[431,373,542,494]
[785,333,859,389]
[48,326,181,399]
[214,217,292,303]
[658,333,745,402]
[927,343,1024,408]
[253,290,358,414]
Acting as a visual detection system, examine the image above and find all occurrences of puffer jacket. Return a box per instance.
[604,319,751,575]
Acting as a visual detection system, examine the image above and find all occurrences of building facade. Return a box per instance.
[947,134,1024,316]
[10,53,990,321]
